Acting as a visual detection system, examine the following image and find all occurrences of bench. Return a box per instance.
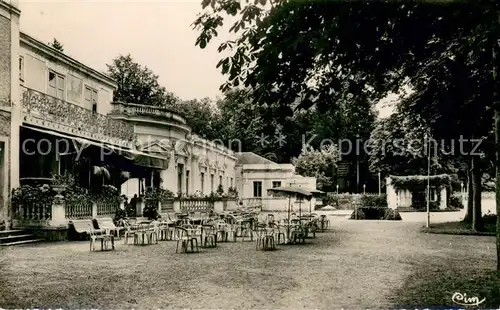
[68,220,95,240]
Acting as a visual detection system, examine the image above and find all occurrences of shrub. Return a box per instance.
[323,193,338,206]
[360,194,387,208]
[349,209,365,219]
[228,186,238,197]
[113,207,127,226]
[449,194,464,209]
[216,184,224,196]
[482,212,497,225]
[383,209,402,220]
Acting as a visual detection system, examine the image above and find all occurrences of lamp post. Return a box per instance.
[336,184,339,195]
[426,131,431,228]
[363,184,366,195]
[378,170,381,196]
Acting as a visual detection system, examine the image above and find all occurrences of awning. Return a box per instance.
[22,125,170,170]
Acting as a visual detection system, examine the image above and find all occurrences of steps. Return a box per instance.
[0,230,43,246]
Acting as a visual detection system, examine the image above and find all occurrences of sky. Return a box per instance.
[17,0,395,117]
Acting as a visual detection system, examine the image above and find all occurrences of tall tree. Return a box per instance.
[292,144,339,191]
[176,98,220,141]
[194,1,499,268]
[106,54,178,107]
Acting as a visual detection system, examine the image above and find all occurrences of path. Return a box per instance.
[0,215,495,308]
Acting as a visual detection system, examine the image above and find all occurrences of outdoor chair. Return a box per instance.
[96,218,124,239]
[216,221,236,242]
[319,215,330,231]
[201,225,217,248]
[290,226,306,244]
[255,227,275,251]
[237,220,253,242]
[148,221,159,244]
[175,227,199,253]
[134,223,150,245]
[267,214,275,225]
[269,222,286,245]
[157,221,173,241]
[89,223,114,251]
[122,220,137,245]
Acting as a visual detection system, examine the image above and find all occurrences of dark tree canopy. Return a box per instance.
[106,54,179,107]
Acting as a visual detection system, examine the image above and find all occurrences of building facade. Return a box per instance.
[0,1,317,228]
[0,0,237,228]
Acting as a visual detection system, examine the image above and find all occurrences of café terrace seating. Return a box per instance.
[89,207,327,254]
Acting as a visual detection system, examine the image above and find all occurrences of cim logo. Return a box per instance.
[452,292,485,307]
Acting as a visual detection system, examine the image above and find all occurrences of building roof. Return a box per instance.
[19,32,117,90]
[236,152,277,165]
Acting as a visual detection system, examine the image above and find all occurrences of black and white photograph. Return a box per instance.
[0,0,499,308]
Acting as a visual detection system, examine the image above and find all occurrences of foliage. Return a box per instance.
[51,173,92,204]
[228,186,238,197]
[390,174,453,191]
[49,38,64,52]
[142,187,174,220]
[349,209,365,220]
[175,98,222,141]
[292,144,339,191]
[449,194,464,209]
[216,184,224,196]
[383,209,402,221]
[144,187,175,203]
[195,2,489,113]
[107,54,179,107]
[360,194,387,208]
[322,193,337,207]
[92,184,121,206]
[113,207,127,226]
[11,184,54,209]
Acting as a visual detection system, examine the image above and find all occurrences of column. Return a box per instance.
[191,158,200,194]
[160,152,177,193]
[439,187,447,210]
[49,188,66,227]
[385,177,397,209]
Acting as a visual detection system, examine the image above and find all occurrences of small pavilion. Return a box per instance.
[386,174,452,210]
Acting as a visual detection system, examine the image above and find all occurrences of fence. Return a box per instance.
[96,201,118,217]
[13,201,52,221]
[180,198,214,213]
[65,199,93,220]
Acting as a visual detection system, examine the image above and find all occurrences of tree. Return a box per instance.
[106,54,178,106]
[50,38,64,52]
[292,144,339,191]
[194,1,499,268]
[176,97,220,141]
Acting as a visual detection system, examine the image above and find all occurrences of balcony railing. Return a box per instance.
[109,101,187,125]
[21,86,135,146]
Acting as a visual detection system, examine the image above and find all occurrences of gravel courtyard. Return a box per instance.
[0,213,496,309]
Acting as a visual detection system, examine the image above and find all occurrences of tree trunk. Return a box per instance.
[464,159,474,223]
[493,8,500,272]
[472,156,483,231]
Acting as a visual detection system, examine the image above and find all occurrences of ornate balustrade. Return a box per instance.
[179,198,214,213]
[65,199,93,220]
[13,201,52,221]
[21,86,135,147]
[109,102,187,124]
[96,201,118,217]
